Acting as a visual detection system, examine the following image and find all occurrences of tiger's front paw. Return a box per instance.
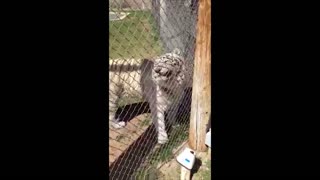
[158,134,168,144]
[111,121,126,129]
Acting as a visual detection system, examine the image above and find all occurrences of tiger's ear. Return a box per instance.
[172,48,181,55]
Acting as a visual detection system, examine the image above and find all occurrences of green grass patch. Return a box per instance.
[134,165,161,180]
[201,159,211,180]
[109,10,163,59]
[193,159,211,180]
[139,116,151,127]
[149,125,189,164]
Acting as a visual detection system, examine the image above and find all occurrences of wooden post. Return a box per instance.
[189,0,211,151]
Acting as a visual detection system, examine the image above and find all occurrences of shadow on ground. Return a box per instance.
[115,101,150,123]
[109,87,192,179]
[191,158,202,179]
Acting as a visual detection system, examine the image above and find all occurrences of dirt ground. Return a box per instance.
[158,145,211,180]
[109,113,152,166]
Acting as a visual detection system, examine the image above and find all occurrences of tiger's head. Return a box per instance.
[152,48,186,88]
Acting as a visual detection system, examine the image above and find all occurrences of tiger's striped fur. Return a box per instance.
[109,49,188,144]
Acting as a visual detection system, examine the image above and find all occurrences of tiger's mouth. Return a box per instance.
[154,67,172,77]
[153,66,173,81]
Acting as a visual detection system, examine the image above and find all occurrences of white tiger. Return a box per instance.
[109,48,188,144]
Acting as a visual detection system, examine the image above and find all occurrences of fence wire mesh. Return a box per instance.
[109,0,199,179]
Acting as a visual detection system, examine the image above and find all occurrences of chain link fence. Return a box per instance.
[109,0,199,179]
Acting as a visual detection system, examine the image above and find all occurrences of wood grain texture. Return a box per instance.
[189,0,211,151]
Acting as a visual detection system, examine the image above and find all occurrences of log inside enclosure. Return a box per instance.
[189,0,211,151]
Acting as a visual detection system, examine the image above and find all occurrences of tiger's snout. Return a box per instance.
[154,67,161,73]
[154,67,172,77]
